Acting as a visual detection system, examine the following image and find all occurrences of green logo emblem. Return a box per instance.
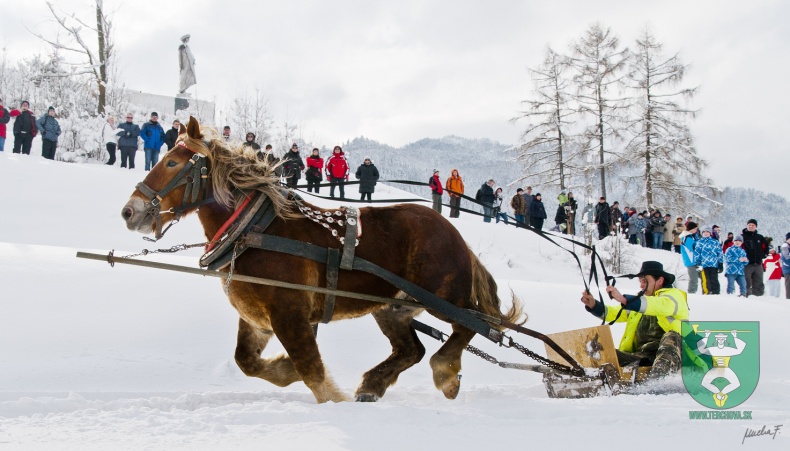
[681,321,760,409]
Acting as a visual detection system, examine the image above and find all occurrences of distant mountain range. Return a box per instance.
[339,135,789,242]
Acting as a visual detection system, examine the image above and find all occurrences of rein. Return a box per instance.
[135,141,210,241]
[289,179,616,306]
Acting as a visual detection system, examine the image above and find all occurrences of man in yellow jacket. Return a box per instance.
[581,261,688,379]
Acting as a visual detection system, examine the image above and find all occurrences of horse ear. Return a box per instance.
[186,116,202,139]
[178,123,187,134]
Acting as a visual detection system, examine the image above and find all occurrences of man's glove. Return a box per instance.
[705,330,711,338]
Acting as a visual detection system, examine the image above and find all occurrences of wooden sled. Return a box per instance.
[541,325,650,398]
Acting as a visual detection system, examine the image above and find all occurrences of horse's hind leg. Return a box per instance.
[355,305,425,402]
[234,318,302,387]
[429,324,475,399]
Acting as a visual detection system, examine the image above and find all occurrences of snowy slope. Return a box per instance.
[0,152,788,450]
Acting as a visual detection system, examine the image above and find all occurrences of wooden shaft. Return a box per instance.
[75,251,423,309]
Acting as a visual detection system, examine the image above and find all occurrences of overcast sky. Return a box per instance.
[2,0,788,198]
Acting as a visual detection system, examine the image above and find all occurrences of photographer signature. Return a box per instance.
[742,424,782,444]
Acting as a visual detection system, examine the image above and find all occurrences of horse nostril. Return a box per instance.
[122,207,134,221]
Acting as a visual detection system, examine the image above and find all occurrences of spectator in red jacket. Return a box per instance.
[428,169,444,213]
[763,247,782,297]
[0,97,10,152]
[722,232,735,254]
[305,148,324,193]
[325,146,349,199]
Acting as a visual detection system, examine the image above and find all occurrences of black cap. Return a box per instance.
[48,106,55,111]
[635,261,675,285]
[747,219,758,226]
[150,111,158,117]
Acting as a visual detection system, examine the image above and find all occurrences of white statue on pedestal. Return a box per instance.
[178,34,196,95]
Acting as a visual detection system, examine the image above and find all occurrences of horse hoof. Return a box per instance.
[441,375,461,400]
[355,393,380,402]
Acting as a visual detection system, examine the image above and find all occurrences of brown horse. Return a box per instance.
[121,117,523,403]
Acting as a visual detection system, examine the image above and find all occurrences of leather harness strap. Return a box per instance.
[135,149,208,241]
[340,207,359,270]
[242,232,505,343]
[323,248,340,323]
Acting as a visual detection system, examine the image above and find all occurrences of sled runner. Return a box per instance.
[540,325,650,398]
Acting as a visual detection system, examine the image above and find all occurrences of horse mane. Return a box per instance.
[180,128,298,219]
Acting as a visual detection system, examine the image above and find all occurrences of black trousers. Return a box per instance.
[361,192,372,201]
[42,139,57,160]
[106,142,117,165]
[701,266,720,295]
[286,176,299,189]
[306,179,320,193]
[329,177,345,198]
[597,222,609,240]
[120,146,136,169]
[13,133,33,154]
[531,218,544,231]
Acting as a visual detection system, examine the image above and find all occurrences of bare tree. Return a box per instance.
[512,47,586,191]
[568,23,630,198]
[228,88,273,146]
[31,0,114,115]
[620,29,719,215]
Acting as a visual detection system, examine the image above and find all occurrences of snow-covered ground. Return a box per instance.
[0,152,787,450]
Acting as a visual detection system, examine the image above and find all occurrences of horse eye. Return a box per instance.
[167,160,178,168]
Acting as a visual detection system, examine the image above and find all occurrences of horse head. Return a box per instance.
[121,116,211,238]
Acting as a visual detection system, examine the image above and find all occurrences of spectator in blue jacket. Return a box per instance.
[724,236,749,297]
[694,228,724,295]
[140,112,166,171]
[680,221,700,294]
[36,106,61,160]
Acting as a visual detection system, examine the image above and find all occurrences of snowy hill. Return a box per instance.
[338,135,790,238]
[0,151,788,450]
[341,135,521,210]
[706,187,790,244]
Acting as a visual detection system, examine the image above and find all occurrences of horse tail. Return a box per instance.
[468,248,526,329]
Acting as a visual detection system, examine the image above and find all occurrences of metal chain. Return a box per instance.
[464,343,500,365]
[118,241,214,260]
[429,325,576,373]
[507,338,583,376]
[224,241,241,295]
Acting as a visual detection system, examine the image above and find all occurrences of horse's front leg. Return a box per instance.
[269,302,349,403]
[234,318,302,387]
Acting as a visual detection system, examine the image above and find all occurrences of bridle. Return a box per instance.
[135,141,211,241]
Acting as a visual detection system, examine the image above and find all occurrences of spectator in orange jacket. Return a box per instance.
[445,169,464,218]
